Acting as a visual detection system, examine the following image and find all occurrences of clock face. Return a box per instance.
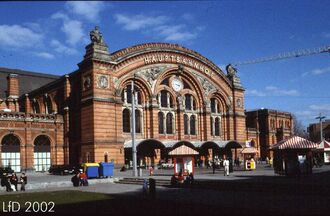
[172,78,183,92]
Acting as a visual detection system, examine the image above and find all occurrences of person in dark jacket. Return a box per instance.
[1,173,12,192]
[20,173,27,191]
[71,173,80,187]
[10,173,18,191]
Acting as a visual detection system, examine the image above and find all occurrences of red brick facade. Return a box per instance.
[0,27,250,171]
[245,109,294,159]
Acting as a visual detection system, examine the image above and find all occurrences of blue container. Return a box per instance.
[99,162,114,177]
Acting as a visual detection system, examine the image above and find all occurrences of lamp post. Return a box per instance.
[315,113,326,142]
[131,74,138,177]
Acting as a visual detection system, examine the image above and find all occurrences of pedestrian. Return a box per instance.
[1,173,12,192]
[71,172,80,187]
[212,161,216,174]
[20,173,27,191]
[79,171,88,186]
[10,173,18,191]
[142,179,148,196]
[223,156,230,176]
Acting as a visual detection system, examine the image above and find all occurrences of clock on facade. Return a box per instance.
[171,78,183,92]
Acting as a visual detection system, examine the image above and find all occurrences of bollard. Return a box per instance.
[138,168,142,177]
[149,178,156,199]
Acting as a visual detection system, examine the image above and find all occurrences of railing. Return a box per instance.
[0,111,62,122]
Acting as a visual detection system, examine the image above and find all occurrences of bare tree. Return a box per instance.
[292,115,308,138]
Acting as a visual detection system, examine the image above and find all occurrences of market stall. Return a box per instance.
[270,136,318,176]
[241,147,258,170]
[169,144,199,176]
[317,140,330,164]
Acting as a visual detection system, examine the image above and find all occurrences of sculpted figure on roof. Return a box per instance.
[90,26,104,44]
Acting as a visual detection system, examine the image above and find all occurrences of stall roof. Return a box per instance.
[168,145,199,156]
[318,140,330,149]
[271,136,318,150]
[241,147,258,154]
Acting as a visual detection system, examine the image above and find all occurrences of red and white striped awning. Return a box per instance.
[271,136,318,150]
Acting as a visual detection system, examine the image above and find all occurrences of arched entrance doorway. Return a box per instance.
[34,135,51,172]
[137,139,165,167]
[1,134,21,172]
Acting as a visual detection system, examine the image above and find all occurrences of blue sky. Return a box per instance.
[0,1,329,127]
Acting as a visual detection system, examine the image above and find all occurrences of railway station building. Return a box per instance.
[0,27,248,172]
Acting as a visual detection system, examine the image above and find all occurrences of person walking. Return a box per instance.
[223,156,230,176]
[10,173,18,191]
[1,173,12,192]
[212,161,216,174]
[20,173,27,191]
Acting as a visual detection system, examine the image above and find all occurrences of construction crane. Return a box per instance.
[229,45,330,67]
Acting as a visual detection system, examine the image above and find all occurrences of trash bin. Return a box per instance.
[99,162,114,178]
[82,163,99,178]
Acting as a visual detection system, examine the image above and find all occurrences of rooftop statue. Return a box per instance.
[90,26,104,44]
[226,64,237,77]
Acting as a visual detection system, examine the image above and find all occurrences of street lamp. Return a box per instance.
[131,74,138,177]
[315,113,326,142]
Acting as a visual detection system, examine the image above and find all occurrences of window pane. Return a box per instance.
[158,112,164,134]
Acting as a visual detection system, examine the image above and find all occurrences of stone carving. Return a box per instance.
[83,75,92,90]
[97,75,109,89]
[90,26,104,44]
[226,64,237,77]
[195,74,216,97]
[135,66,168,87]
[228,96,233,111]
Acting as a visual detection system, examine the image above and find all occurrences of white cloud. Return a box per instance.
[51,12,85,46]
[62,20,85,46]
[309,104,330,112]
[265,85,299,96]
[114,14,168,31]
[245,89,266,97]
[246,86,299,97]
[155,25,197,42]
[311,66,330,75]
[0,25,43,49]
[33,52,55,59]
[114,13,201,42]
[50,39,78,55]
[302,66,330,77]
[65,1,105,23]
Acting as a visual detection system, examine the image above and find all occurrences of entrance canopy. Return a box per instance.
[124,139,242,149]
[271,136,318,150]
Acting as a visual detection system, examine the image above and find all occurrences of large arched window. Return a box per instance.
[34,135,51,172]
[185,95,192,110]
[44,95,53,114]
[1,134,21,172]
[159,90,173,108]
[121,85,142,105]
[122,109,130,132]
[135,110,141,133]
[32,99,40,114]
[158,112,164,134]
[211,98,220,113]
[210,117,214,136]
[184,114,189,135]
[166,113,173,134]
[190,115,196,135]
[215,117,220,136]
